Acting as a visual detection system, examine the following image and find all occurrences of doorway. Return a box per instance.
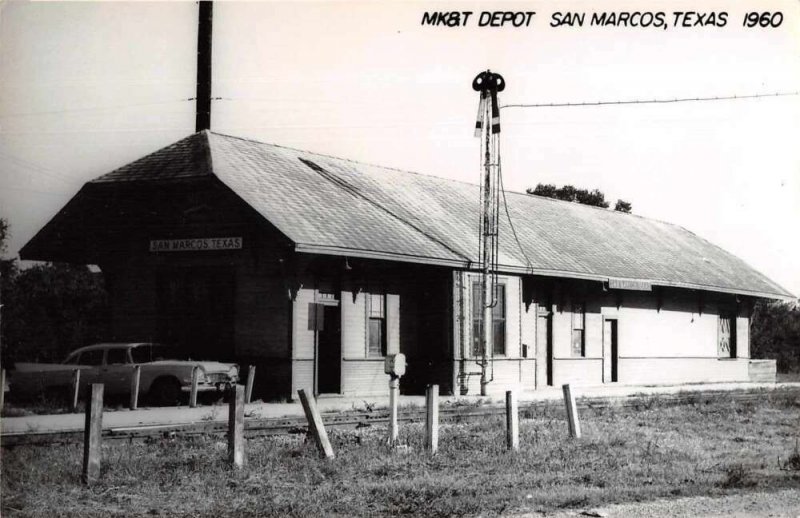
[603,318,618,383]
[316,304,342,394]
[536,307,553,388]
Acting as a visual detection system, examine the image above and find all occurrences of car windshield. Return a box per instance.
[130,345,183,363]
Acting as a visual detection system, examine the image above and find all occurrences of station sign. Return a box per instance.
[608,278,652,291]
[149,237,243,252]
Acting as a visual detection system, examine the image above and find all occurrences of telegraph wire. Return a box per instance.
[1,186,69,198]
[501,91,799,110]
[3,90,795,120]
[0,150,85,186]
[497,153,534,273]
[0,98,202,118]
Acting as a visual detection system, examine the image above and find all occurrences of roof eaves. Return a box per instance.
[294,243,469,269]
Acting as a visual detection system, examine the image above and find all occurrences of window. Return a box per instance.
[106,348,129,365]
[571,303,585,357]
[368,293,386,357]
[718,314,737,358]
[131,344,174,363]
[472,282,506,356]
[79,350,104,366]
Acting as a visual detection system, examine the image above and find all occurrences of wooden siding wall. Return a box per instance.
[543,285,751,387]
[290,274,402,397]
[452,271,535,396]
[290,284,317,397]
[452,273,754,394]
[290,265,452,398]
[103,234,293,400]
[598,290,750,385]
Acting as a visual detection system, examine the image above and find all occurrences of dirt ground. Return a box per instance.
[521,488,800,518]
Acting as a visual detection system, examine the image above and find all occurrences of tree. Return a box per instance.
[751,300,800,373]
[1,217,13,366]
[526,183,633,213]
[0,218,8,255]
[2,263,110,363]
[614,199,632,213]
[0,219,110,365]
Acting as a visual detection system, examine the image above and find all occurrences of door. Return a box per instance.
[536,307,553,388]
[317,304,342,394]
[102,347,134,394]
[603,318,619,383]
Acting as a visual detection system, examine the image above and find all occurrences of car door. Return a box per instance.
[76,349,105,388]
[102,347,134,395]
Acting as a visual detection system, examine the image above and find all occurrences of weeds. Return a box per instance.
[719,463,757,488]
[783,439,800,471]
[4,396,800,517]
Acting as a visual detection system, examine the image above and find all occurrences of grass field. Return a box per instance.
[3,391,800,517]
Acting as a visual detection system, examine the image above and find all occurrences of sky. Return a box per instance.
[1,0,798,296]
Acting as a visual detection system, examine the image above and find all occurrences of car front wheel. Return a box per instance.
[149,377,182,406]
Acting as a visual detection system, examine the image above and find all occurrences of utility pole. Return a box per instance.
[195,1,213,133]
[472,70,505,396]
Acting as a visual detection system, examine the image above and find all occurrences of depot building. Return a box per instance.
[21,131,793,400]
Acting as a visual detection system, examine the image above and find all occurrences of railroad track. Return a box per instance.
[3,386,798,447]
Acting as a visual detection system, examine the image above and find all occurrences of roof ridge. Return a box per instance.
[207,130,484,188]
[91,131,212,183]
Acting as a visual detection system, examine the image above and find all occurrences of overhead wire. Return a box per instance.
[492,89,799,274]
[0,98,201,118]
[497,149,534,273]
[501,90,799,110]
[0,150,84,186]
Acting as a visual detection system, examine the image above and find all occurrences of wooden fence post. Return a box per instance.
[71,369,81,412]
[506,390,519,451]
[82,383,104,485]
[129,365,141,410]
[297,389,335,459]
[425,384,439,454]
[245,365,256,404]
[228,384,245,468]
[189,366,200,408]
[562,383,581,439]
[0,368,5,412]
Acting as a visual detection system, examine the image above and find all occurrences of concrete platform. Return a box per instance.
[2,381,796,437]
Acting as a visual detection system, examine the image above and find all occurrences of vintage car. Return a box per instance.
[10,343,239,405]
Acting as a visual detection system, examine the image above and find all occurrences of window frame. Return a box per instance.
[471,281,507,357]
[718,313,737,358]
[571,302,586,358]
[367,292,387,358]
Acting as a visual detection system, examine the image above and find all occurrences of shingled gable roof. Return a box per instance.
[30,130,795,300]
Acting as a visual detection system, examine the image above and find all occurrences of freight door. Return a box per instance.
[316,304,342,394]
[536,306,553,388]
[603,318,619,383]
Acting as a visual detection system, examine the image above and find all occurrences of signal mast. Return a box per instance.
[472,70,505,396]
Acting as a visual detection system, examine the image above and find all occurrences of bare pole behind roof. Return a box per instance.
[195,1,213,133]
